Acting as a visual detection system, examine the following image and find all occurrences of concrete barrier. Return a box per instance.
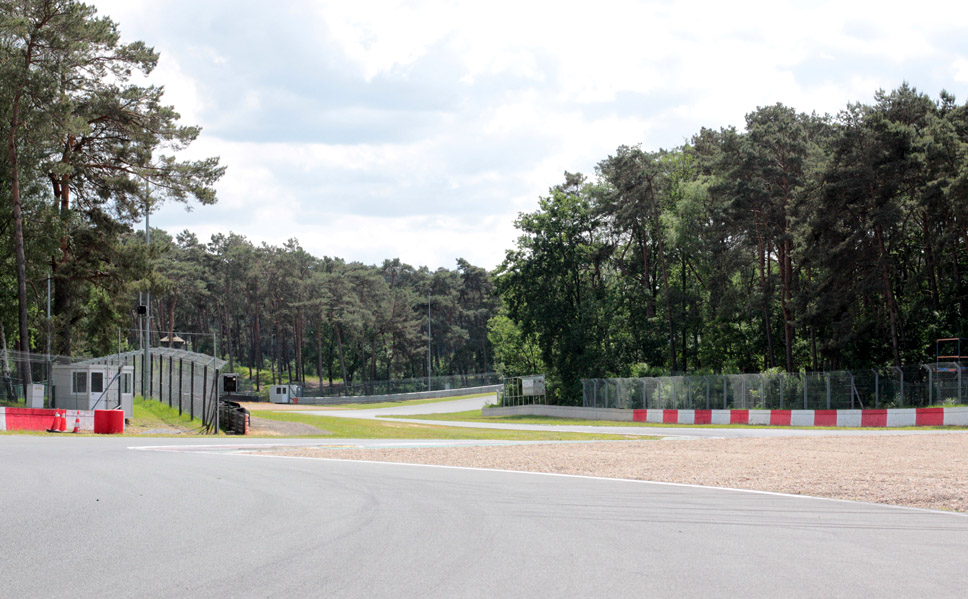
[0,407,97,433]
[482,405,968,428]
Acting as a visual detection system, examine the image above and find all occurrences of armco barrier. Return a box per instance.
[0,407,102,433]
[482,405,968,427]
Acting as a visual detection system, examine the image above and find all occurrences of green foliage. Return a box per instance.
[487,311,544,377]
[499,85,968,403]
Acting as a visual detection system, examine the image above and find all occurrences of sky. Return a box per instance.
[89,0,968,270]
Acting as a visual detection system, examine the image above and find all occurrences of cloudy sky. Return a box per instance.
[89,0,968,270]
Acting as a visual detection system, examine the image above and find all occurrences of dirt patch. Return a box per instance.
[268,432,968,512]
[247,416,330,436]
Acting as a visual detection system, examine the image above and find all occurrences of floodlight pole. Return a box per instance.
[143,179,151,400]
[46,272,51,407]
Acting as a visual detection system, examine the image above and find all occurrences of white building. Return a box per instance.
[269,383,302,404]
[51,362,134,417]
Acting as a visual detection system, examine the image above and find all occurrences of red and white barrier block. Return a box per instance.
[0,407,120,433]
[631,407,968,427]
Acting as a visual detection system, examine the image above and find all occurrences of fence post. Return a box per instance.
[214,368,220,435]
[178,358,184,416]
[779,375,785,410]
[723,377,728,409]
[803,373,808,410]
[825,372,831,409]
[895,366,904,407]
[168,355,173,407]
[872,369,879,408]
[705,378,710,410]
[922,365,932,405]
[202,364,208,426]
[849,373,854,409]
[190,361,195,420]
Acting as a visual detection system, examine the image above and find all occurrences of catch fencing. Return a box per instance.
[304,372,502,398]
[0,348,225,429]
[583,364,965,410]
[115,348,226,427]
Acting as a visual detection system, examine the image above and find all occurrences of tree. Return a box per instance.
[497,172,628,403]
[1,0,223,358]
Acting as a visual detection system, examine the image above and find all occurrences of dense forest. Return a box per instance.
[0,1,499,391]
[499,86,968,400]
[4,2,967,403]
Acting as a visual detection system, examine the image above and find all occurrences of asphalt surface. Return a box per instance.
[2,435,967,598]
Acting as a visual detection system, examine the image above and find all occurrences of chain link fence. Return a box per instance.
[583,363,965,410]
[303,372,502,398]
[1,348,226,429]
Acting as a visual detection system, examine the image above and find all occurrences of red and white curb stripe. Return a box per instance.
[484,405,968,427]
[631,407,968,427]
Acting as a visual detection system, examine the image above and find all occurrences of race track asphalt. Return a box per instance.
[2,435,966,598]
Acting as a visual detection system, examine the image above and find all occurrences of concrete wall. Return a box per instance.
[482,405,968,427]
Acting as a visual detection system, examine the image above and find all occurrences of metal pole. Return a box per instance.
[167,355,173,407]
[214,368,220,435]
[190,361,195,420]
[872,369,879,408]
[922,364,932,405]
[144,179,151,403]
[825,373,831,409]
[803,373,808,410]
[895,366,904,407]
[201,364,208,426]
[427,295,431,392]
[178,358,183,416]
[46,273,51,408]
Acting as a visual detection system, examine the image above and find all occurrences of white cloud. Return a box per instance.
[91,0,968,270]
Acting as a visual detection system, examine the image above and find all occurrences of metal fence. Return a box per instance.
[94,349,226,426]
[582,364,965,410]
[1,348,225,429]
[304,372,502,398]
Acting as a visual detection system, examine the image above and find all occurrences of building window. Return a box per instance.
[91,372,104,394]
[72,372,87,394]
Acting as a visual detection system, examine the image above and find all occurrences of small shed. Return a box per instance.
[269,383,303,404]
[51,362,134,417]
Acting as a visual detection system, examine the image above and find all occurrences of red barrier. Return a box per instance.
[862,409,888,427]
[693,409,712,424]
[814,410,837,426]
[770,410,791,426]
[662,409,678,424]
[632,409,648,422]
[3,408,58,432]
[94,410,124,434]
[730,410,749,424]
[916,408,945,426]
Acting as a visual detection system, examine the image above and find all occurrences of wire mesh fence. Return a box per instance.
[303,372,502,398]
[582,364,966,410]
[1,348,226,428]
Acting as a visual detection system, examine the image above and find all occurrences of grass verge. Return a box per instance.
[251,410,654,440]
[321,392,495,410]
[128,397,205,433]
